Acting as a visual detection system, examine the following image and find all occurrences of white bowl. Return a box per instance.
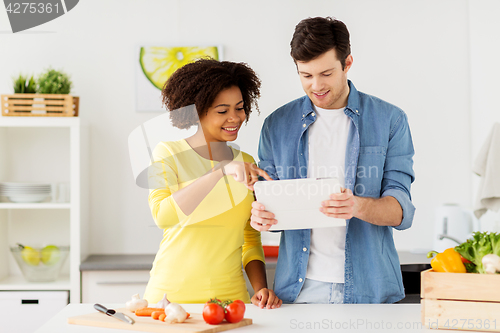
[10,246,70,282]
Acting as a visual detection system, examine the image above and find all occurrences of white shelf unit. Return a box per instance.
[0,117,88,303]
[0,203,72,209]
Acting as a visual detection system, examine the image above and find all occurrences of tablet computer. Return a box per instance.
[254,178,346,231]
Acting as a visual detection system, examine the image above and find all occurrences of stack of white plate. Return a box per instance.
[0,182,51,203]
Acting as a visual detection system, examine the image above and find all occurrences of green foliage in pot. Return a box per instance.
[13,74,37,94]
[37,68,72,94]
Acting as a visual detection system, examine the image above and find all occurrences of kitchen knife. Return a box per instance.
[94,303,135,325]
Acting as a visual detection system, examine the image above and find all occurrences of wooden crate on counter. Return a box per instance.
[1,94,79,117]
[421,269,500,331]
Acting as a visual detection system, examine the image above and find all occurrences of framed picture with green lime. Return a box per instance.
[136,45,222,111]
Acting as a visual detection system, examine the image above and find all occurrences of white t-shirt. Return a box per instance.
[305,105,350,283]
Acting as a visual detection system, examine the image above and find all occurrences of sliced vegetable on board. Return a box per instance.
[134,307,165,317]
[151,311,163,320]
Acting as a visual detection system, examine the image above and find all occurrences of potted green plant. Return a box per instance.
[2,68,78,117]
[36,68,72,94]
[36,68,74,111]
[13,74,37,94]
[11,74,37,108]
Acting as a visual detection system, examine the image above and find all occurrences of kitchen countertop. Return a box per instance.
[80,254,156,271]
[398,251,431,265]
[80,251,428,271]
[80,255,278,271]
[37,303,435,332]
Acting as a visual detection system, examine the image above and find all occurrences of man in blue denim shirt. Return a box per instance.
[251,17,415,304]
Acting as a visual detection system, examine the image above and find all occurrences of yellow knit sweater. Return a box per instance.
[143,139,265,304]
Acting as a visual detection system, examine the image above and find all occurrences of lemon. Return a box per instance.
[140,46,219,89]
[41,245,61,266]
[20,245,40,266]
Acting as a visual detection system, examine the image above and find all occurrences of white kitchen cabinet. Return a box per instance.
[79,254,277,305]
[79,254,277,303]
[0,117,88,304]
[81,270,150,304]
[0,290,69,333]
[82,268,276,303]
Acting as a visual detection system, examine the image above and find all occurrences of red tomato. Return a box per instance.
[460,255,472,264]
[224,300,246,323]
[203,303,225,325]
[205,298,222,306]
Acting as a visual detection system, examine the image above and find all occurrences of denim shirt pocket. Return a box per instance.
[355,146,387,197]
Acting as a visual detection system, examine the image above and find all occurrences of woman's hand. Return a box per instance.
[219,161,273,190]
[251,288,283,309]
[250,201,277,231]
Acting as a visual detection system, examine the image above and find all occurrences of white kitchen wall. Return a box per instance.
[0,0,498,254]
[469,0,500,233]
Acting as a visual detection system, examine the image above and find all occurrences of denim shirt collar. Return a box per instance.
[345,80,361,116]
[299,80,361,119]
[300,98,315,119]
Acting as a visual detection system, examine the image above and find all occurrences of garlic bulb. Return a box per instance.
[125,294,148,312]
[154,293,171,309]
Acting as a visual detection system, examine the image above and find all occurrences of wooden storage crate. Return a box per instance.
[1,94,79,117]
[421,269,500,331]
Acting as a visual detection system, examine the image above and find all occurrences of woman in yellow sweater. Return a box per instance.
[144,59,282,309]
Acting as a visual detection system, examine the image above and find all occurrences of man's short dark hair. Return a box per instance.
[290,17,351,70]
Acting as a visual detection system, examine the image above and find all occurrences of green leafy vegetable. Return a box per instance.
[489,232,500,256]
[455,231,500,274]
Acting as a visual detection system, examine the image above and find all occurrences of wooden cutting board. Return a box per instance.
[68,308,252,333]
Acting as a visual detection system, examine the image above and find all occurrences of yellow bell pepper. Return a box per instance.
[427,248,466,273]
